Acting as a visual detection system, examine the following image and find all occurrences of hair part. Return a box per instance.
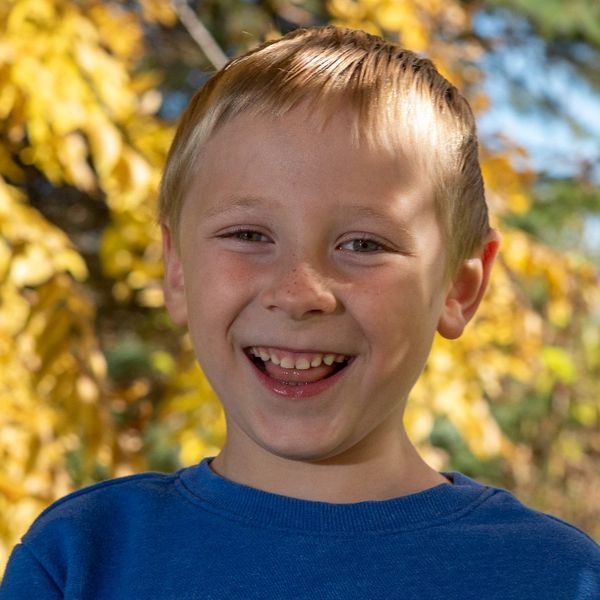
[158,26,490,277]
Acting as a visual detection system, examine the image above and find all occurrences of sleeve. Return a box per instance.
[0,543,63,599]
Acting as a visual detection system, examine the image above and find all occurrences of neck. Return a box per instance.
[210,428,449,503]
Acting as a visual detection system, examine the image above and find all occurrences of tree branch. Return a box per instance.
[171,0,228,70]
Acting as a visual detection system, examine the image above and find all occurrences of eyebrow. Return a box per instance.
[340,204,418,242]
[201,196,417,241]
[201,195,277,220]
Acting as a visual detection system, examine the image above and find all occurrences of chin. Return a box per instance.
[255,428,356,465]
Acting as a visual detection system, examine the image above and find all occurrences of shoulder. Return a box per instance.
[451,472,600,564]
[6,468,205,595]
[17,469,202,582]
[24,469,186,545]
[34,470,177,515]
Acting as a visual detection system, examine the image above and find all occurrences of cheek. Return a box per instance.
[356,271,441,353]
[362,269,435,318]
[182,256,260,332]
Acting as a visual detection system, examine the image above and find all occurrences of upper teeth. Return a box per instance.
[249,347,349,370]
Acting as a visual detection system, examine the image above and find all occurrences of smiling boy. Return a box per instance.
[2,26,600,600]
[164,103,465,500]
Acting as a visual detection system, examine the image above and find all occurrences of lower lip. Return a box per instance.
[247,356,353,399]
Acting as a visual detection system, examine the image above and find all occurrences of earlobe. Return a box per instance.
[161,223,188,326]
[437,229,501,340]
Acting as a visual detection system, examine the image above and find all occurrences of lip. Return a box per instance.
[246,345,350,357]
[245,351,354,399]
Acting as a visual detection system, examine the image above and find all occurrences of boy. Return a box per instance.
[2,26,599,599]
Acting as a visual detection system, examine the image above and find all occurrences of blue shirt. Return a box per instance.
[2,459,599,599]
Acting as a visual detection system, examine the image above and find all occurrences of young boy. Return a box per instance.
[2,26,599,599]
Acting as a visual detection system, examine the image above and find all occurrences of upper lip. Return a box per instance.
[243,345,353,356]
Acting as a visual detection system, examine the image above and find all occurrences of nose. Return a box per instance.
[260,261,338,320]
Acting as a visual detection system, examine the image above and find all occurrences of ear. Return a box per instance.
[161,223,188,326]
[437,229,501,340]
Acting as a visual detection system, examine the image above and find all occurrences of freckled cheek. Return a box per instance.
[185,258,264,327]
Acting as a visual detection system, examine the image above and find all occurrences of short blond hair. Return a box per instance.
[159,26,490,276]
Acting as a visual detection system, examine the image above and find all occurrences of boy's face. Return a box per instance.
[163,105,472,465]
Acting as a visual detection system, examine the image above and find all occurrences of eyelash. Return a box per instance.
[337,238,386,253]
[218,229,271,243]
[219,229,391,253]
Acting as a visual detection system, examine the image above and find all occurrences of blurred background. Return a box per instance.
[1,0,599,571]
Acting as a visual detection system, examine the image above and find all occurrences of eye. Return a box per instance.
[338,238,385,253]
[219,229,271,243]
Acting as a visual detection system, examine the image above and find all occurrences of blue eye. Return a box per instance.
[237,230,266,242]
[340,239,384,253]
[222,229,270,242]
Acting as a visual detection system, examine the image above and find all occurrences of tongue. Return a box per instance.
[263,360,339,384]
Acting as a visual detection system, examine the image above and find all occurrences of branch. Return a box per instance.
[171,0,228,70]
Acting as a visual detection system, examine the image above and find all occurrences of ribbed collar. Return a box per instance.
[177,458,494,534]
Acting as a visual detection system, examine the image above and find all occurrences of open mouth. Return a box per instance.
[244,346,353,386]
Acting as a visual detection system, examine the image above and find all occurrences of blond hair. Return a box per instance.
[159,26,489,276]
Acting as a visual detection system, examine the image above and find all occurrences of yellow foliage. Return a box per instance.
[158,341,227,465]
[0,179,113,571]
[138,0,177,25]
[87,3,144,60]
[482,155,534,216]
[0,180,87,285]
[0,0,178,568]
[0,0,173,304]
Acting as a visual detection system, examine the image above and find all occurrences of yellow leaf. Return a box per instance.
[108,149,153,209]
[571,403,597,427]
[403,405,434,443]
[53,248,88,282]
[541,346,575,384]
[75,375,99,404]
[508,191,531,214]
[88,3,144,59]
[0,81,17,120]
[9,244,54,287]
[6,0,56,34]
[138,0,177,26]
[55,132,96,191]
[0,285,30,337]
[558,433,583,463]
[138,285,164,308]
[374,0,410,31]
[0,146,24,182]
[547,298,572,328]
[0,237,10,281]
[86,114,123,178]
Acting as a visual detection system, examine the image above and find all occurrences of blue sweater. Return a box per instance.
[2,459,599,599]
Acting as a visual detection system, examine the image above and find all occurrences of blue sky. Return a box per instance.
[473,9,600,251]
[474,10,600,183]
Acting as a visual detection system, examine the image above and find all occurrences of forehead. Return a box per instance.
[190,104,431,200]
[181,106,439,237]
